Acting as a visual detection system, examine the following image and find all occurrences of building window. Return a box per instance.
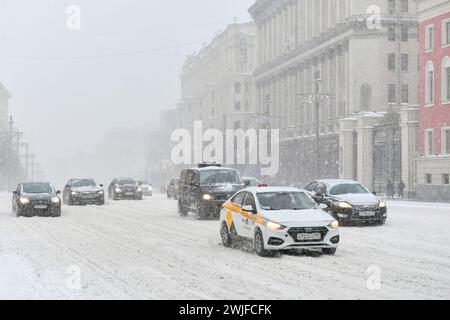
[400,0,408,13]
[425,129,435,156]
[426,174,432,184]
[388,84,396,103]
[388,0,395,13]
[401,84,409,103]
[442,20,450,46]
[401,25,409,41]
[234,82,241,94]
[401,54,409,71]
[425,61,434,105]
[388,53,396,71]
[442,57,450,102]
[443,128,450,154]
[443,174,450,185]
[425,25,434,51]
[234,101,241,111]
[388,26,396,41]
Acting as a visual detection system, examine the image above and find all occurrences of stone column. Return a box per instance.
[400,105,419,197]
[338,117,357,179]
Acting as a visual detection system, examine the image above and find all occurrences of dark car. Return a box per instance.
[108,178,143,200]
[12,182,61,217]
[167,178,180,199]
[137,180,153,196]
[63,178,105,206]
[304,179,387,225]
[177,165,245,220]
[242,177,260,187]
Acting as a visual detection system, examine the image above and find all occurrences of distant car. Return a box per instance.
[219,187,339,257]
[12,182,62,217]
[304,179,387,225]
[63,178,105,206]
[177,165,245,220]
[242,177,260,187]
[137,180,152,196]
[108,178,143,200]
[167,178,180,199]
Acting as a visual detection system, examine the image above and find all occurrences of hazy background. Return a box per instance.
[0,0,254,182]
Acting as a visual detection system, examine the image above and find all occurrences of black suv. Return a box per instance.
[108,178,143,200]
[12,182,62,217]
[177,165,245,220]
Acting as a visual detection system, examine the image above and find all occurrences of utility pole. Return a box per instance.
[298,71,332,180]
[29,154,35,181]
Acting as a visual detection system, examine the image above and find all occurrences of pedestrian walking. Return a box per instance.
[398,180,406,199]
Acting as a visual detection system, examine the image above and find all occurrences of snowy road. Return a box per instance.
[0,192,449,300]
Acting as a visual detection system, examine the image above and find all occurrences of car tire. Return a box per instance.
[97,199,105,205]
[254,229,273,257]
[53,209,61,217]
[322,247,337,255]
[67,196,74,206]
[167,191,171,199]
[16,209,22,218]
[220,223,233,248]
[196,205,208,220]
[178,199,188,217]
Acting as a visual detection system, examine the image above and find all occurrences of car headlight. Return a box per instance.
[148,186,152,191]
[97,190,104,194]
[71,191,78,196]
[115,188,122,193]
[334,201,353,209]
[379,201,386,208]
[203,194,212,201]
[136,187,142,192]
[266,220,286,230]
[19,197,30,205]
[328,220,339,230]
[51,196,60,203]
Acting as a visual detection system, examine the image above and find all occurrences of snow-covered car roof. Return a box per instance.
[317,179,362,188]
[245,186,303,194]
[194,166,239,172]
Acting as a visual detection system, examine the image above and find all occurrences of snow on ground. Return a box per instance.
[0,192,449,300]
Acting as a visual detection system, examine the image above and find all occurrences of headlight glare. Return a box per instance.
[115,188,122,193]
[266,221,286,230]
[203,194,212,200]
[19,197,30,205]
[51,196,60,203]
[328,220,339,229]
[379,201,386,208]
[335,201,352,209]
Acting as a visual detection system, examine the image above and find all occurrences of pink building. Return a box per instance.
[417,0,450,199]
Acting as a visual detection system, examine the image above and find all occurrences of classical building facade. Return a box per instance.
[249,0,419,192]
[178,22,257,133]
[416,0,450,201]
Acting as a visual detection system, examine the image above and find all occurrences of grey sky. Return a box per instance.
[0,0,254,173]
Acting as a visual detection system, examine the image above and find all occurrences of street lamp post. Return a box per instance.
[298,74,332,180]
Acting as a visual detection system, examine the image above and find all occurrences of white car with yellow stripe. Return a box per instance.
[219,187,340,257]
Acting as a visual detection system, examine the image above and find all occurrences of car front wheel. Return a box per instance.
[254,229,273,257]
[220,223,232,248]
[178,200,187,217]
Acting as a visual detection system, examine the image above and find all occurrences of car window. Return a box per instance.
[230,192,245,206]
[329,183,369,195]
[185,171,193,185]
[257,191,317,211]
[242,193,256,208]
[305,182,317,192]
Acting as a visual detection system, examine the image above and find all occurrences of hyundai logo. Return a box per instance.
[305,227,313,233]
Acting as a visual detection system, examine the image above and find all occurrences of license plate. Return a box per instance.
[34,205,47,209]
[297,233,321,241]
[359,211,376,217]
[126,192,134,196]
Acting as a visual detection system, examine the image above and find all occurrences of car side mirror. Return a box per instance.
[99,184,104,187]
[242,205,256,214]
[12,191,17,195]
[319,203,328,210]
[244,180,251,186]
[372,191,377,196]
[56,190,61,195]
[65,185,69,188]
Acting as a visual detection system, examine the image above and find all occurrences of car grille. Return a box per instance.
[353,205,379,211]
[81,192,97,199]
[29,199,51,206]
[288,226,328,243]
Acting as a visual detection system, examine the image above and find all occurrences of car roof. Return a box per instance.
[242,177,259,180]
[316,179,361,187]
[244,186,303,194]
[193,166,239,172]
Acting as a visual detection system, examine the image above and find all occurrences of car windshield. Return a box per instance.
[257,192,317,211]
[200,170,242,185]
[245,178,259,187]
[22,183,53,194]
[72,179,96,188]
[329,183,369,195]
[116,178,136,185]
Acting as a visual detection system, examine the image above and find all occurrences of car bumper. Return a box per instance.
[19,204,61,216]
[114,192,142,199]
[336,208,387,223]
[71,194,104,204]
[262,226,340,251]
[202,200,226,217]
